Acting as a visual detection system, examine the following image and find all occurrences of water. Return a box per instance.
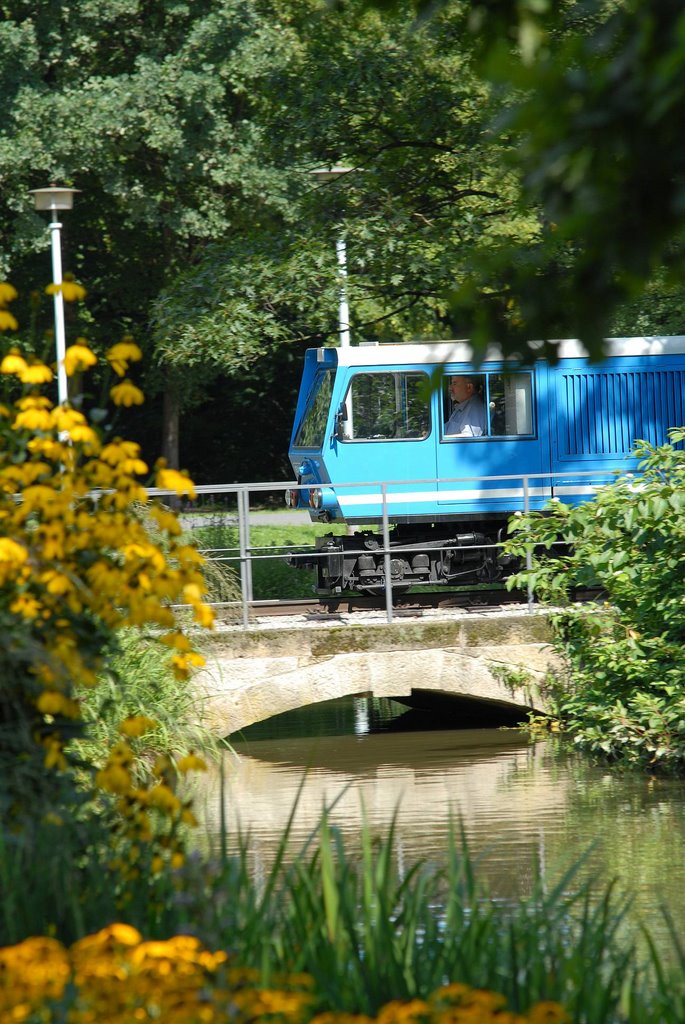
[198,696,685,951]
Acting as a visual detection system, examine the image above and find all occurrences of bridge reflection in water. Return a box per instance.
[194,696,685,960]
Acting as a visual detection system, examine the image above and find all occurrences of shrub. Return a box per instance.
[503,429,685,772]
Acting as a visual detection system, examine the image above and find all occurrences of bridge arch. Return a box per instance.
[193,612,557,737]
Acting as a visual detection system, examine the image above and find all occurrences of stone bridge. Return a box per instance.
[193,607,561,737]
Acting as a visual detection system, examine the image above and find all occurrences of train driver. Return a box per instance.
[445,375,488,437]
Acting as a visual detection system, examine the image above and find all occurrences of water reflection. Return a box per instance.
[196,697,685,955]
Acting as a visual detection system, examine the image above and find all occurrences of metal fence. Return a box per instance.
[152,467,629,628]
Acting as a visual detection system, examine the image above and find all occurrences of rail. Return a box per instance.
[150,467,629,629]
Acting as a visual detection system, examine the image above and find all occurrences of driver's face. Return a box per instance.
[449,377,472,403]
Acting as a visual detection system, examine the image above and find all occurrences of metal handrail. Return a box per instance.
[159,466,634,627]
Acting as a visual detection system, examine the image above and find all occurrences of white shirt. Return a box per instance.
[445,395,487,436]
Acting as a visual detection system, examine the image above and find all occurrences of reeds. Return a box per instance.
[2,797,685,1022]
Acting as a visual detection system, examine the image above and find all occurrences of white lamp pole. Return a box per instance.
[29,185,79,405]
[310,166,352,348]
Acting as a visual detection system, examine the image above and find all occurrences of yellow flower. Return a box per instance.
[155,464,197,499]
[160,630,192,652]
[46,279,86,301]
[147,784,181,813]
[17,394,52,410]
[73,922,142,952]
[0,309,18,331]
[110,379,145,407]
[100,439,143,465]
[40,570,73,595]
[527,1004,569,1024]
[64,341,97,376]
[182,583,204,603]
[68,423,101,452]
[106,339,143,377]
[19,361,53,384]
[52,406,86,430]
[193,602,215,629]
[36,690,80,719]
[0,282,18,305]
[0,537,28,565]
[14,407,53,431]
[176,752,208,774]
[170,650,205,679]
[96,763,132,794]
[27,436,64,460]
[10,593,42,618]
[0,349,27,374]
[119,715,158,738]
[147,502,183,536]
[43,737,67,770]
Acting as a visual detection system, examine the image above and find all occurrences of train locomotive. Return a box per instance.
[284,338,685,594]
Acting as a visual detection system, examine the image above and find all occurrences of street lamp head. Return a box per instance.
[29,185,80,213]
[310,165,353,184]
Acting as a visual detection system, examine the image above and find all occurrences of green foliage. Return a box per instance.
[259,0,538,341]
[503,428,685,772]
[9,803,685,1020]
[75,628,224,765]
[151,233,340,383]
[0,0,304,414]
[194,522,348,599]
[448,1,685,353]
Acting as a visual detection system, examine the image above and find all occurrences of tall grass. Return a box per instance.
[156,805,685,1023]
[4,772,685,1021]
[74,628,223,764]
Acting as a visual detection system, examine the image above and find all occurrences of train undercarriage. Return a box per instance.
[289,520,517,595]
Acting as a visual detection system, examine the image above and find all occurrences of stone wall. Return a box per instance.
[193,608,561,737]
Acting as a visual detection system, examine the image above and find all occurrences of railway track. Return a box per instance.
[210,586,602,622]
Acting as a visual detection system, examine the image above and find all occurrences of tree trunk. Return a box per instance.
[161,380,180,469]
[161,379,181,509]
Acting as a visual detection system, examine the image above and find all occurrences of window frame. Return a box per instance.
[441,370,537,441]
[339,369,432,443]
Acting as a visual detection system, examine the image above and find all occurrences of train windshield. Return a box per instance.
[293,368,335,448]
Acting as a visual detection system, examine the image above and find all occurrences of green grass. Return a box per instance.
[194,523,349,600]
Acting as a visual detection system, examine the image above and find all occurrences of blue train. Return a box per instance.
[285,338,685,594]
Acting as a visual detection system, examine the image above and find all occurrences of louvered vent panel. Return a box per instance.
[559,371,685,457]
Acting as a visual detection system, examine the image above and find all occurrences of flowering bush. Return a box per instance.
[0,924,568,1024]
[0,281,213,850]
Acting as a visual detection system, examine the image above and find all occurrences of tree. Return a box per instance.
[443,0,685,354]
[152,0,542,369]
[0,0,301,465]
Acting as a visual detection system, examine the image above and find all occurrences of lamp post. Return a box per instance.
[310,166,352,348]
[29,185,79,405]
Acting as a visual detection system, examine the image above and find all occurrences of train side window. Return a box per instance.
[442,371,534,439]
[344,371,430,441]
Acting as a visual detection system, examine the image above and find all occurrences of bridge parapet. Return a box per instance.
[193,607,560,737]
